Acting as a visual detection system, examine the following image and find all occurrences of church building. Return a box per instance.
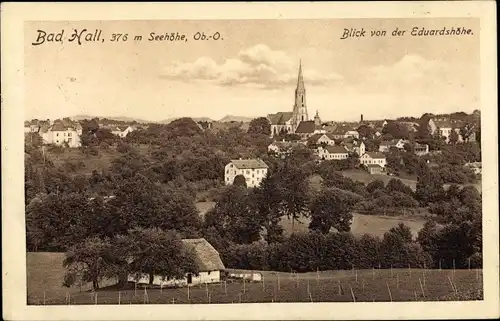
[267,61,323,137]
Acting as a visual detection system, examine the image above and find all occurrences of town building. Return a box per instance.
[365,164,384,175]
[360,152,387,168]
[268,61,324,137]
[127,238,225,287]
[317,145,349,161]
[24,119,51,133]
[328,125,360,140]
[378,139,408,152]
[224,159,269,187]
[39,118,83,148]
[343,141,366,156]
[414,143,430,156]
[307,133,336,147]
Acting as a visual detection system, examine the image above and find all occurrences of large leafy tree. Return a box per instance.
[204,185,262,244]
[309,187,359,234]
[63,236,122,291]
[115,228,198,285]
[247,117,271,136]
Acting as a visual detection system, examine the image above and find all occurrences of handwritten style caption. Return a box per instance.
[31,29,223,46]
[340,26,474,39]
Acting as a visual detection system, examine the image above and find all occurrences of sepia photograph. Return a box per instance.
[2,1,499,320]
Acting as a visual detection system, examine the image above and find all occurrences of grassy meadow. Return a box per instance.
[26,252,483,305]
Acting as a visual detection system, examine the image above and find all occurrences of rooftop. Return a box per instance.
[230,159,269,169]
[182,238,225,271]
[364,152,386,159]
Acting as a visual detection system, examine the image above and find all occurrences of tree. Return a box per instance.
[204,185,262,244]
[248,117,271,136]
[309,188,358,234]
[366,180,385,193]
[386,178,414,196]
[277,165,310,232]
[233,174,247,188]
[449,129,459,144]
[63,236,121,290]
[114,228,198,285]
[251,173,284,244]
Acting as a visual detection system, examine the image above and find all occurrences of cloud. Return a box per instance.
[160,44,342,89]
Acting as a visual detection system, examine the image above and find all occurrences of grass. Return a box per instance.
[26,253,483,305]
[340,169,418,191]
[195,202,426,238]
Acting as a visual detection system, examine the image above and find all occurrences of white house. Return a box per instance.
[414,143,430,156]
[127,238,225,287]
[111,125,135,138]
[360,152,387,168]
[224,159,269,188]
[317,145,349,161]
[40,119,83,148]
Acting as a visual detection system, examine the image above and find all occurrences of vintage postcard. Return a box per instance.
[2,1,499,320]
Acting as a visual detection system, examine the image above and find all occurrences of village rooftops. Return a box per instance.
[182,238,225,272]
[229,159,268,169]
[380,139,402,146]
[364,152,386,159]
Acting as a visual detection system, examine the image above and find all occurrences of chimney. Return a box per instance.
[360,114,364,123]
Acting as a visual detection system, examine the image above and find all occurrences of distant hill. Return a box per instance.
[72,115,152,124]
[160,117,214,124]
[219,115,254,123]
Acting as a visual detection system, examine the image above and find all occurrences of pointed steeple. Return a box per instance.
[296,59,305,90]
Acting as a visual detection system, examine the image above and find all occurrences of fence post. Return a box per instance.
[390,264,393,277]
[396,274,399,289]
[350,286,356,302]
[95,292,98,305]
[386,283,393,302]
[337,280,341,295]
[43,291,46,305]
[118,291,121,305]
[372,267,375,280]
[224,280,227,295]
[419,278,425,297]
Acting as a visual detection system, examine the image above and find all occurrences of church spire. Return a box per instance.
[296,59,305,90]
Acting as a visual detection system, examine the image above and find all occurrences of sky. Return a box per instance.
[24,18,480,122]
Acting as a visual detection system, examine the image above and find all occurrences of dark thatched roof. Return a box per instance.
[182,238,225,271]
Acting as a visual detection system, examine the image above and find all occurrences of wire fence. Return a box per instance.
[28,268,483,305]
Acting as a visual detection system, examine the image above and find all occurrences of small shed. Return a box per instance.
[366,164,383,175]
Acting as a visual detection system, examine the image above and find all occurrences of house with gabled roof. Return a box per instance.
[111,125,135,138]
[360,151,387,168]
[317,145,349,161]
[128,238,225,287]
[40,118,83,148]
[307,133,336,147]
[224,158,269,187]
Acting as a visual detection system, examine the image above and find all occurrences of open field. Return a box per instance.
[195,202,426,238]
[45,145,150,175]
[280,214,426,238]
[341,170,418,191]
[27,252,483,305]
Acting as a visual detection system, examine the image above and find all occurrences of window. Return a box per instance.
[68,132,72,137]
[56,133,59,137]
[207,271,211,275]
[68,138,72,144]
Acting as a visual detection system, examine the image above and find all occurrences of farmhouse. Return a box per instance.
[360,152,387,168]
[128,238,225,287]
[224,159,269,187]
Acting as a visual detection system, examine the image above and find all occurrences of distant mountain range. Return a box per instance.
[37,114,256,124]
[72,115,152,124]
[160,115,255,124]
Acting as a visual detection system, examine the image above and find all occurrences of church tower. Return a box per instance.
[291,60,309,132]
